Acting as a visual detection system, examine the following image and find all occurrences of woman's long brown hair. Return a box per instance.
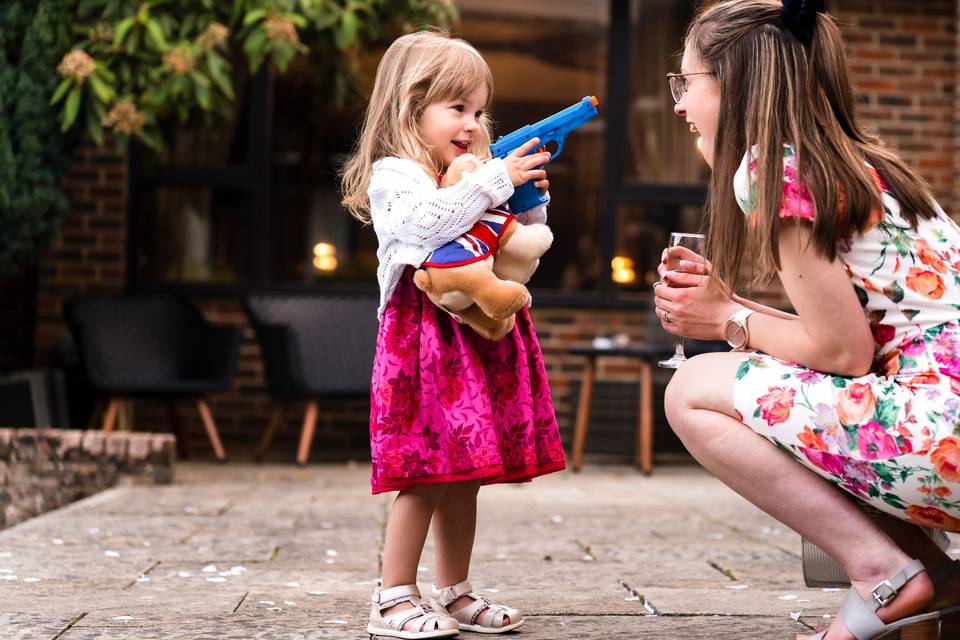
[686,0,937,290]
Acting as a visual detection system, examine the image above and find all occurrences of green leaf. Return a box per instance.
[872,395,899,428]
[735,361,751,380]
[88,74,115,103]
[206,56,234,99]
[62,87,82,131]
[50,78,73,105]
[243,9,268,25]
[145,20,169,51]
[335,9,357,49]
[113,17,136,46]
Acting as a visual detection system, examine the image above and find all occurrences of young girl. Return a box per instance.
[654,1,960,639]
[340,30,566,638]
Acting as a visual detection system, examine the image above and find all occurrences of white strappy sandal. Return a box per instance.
[430,580,523,634]
[368,584,460,639]
[801,559,941,640]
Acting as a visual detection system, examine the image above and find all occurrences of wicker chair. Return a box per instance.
[64,293,240,461]
[244,293,379,465]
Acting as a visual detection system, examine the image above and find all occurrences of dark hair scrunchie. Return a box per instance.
[782,0,827,45]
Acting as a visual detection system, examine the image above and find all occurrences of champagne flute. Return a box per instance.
[658,232,706,369]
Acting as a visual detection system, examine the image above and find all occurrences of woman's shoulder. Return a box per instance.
[732,144,818,221]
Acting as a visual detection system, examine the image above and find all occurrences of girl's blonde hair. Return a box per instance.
[340,30,495,222]
[686,0,937,290]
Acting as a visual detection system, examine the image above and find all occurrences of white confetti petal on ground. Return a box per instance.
[88,528,100,535]
[0,569,12,573]
[326,549,338,557]
[24,577,40,583]
[307,591,327,596]
[112,616,133,621]
[206,577,226,583]
[581,555,595,562]
[285,582,300,587]
[325,558,335,564]
[797,599,810,603]
[201,565,218,573]
[0,552,11,558]
[257,601,276,605]
[284,601,296,606]
[0,575,17,581]
[178,572,191,578]
[104,550,120,558]
[184,506,199,514]
[707,533,725,540]
[624,596,640,602]
[495,553,507,560]
[778,595,798,601]
[323,620,347,624]
[136,576,150,583]
[230,566,246,573]
[725,584,749,590]
[790,610,803,622]
[218,571,233,576]
[823,614,833,619]
[51,539,63,545]
[485,588,500,593]
[822,588,842,592]
[549,515,564,524]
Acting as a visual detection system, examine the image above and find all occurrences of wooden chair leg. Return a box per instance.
[296,400,319,466]
[102,397,121,433]
[637,360,654,475]
[165,401,189,460]
[254,405,286,461]
[571,357,596,472]
[196,399,228,462]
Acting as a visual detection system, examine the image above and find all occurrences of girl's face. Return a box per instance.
[420,85,489,169]
[674,44,721,168]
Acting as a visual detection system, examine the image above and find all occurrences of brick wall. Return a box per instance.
[833,0,957,207]
[0,428,175,530]
[11,1,960,462]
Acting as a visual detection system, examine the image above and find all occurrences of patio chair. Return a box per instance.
[243,293,379,465]
[63,293,240,461]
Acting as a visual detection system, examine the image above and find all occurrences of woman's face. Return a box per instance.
[674,44,721,168]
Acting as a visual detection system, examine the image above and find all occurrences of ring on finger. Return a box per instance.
[663,309,671,324]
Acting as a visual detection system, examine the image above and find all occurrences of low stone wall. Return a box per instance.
[0,428,175,530]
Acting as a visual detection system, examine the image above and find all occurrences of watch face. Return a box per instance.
[725,321,745,347]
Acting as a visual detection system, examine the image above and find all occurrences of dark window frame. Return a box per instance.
[126,0,706,308]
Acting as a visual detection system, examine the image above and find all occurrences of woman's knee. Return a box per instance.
[403,482,449,507]
[664,353,738,434]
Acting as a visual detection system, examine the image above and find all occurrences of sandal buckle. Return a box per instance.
[872,580,897,607]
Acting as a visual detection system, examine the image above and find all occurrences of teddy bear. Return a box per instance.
[413,153,554,340]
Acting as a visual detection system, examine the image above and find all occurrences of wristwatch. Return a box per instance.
[723,307,755,351]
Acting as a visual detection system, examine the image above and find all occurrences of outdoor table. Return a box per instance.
[569,343,674,475]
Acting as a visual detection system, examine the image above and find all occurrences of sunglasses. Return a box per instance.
[666,72,714,104]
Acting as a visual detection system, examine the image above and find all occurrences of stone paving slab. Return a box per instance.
[1,462,957,639]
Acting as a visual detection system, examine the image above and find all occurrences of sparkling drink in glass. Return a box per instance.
[658,232,706,369]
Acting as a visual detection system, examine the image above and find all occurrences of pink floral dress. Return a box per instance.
[731,146,960,532]
[368,267,566,494]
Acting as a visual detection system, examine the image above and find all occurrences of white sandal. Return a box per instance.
[430,580,523,634]
[368,584,460,639]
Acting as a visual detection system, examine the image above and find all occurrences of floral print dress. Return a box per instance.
[368,267,566,494]
[731,146,960,532]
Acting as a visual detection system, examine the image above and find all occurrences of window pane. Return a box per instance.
[267,59,378,284]
[458,0,609,292]
[135,187,253,284]
[611,203,702,292]
[626,0,708,185]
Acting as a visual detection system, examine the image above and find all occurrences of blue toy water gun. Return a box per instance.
[490,95,599,213]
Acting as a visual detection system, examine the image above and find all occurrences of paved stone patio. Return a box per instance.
[2,462,957,639]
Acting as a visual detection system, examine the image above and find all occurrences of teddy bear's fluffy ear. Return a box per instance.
[440,153,482,187]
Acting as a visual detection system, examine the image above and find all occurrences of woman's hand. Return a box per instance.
[657,245,711,281]
[504,137,550,187]
[653,268,739,341]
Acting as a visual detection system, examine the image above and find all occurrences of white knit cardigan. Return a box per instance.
[368,156,549,319]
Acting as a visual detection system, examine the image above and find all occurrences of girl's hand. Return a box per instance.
[504,137,550,187]
[653,270,739,340]
[534,145,550,194]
